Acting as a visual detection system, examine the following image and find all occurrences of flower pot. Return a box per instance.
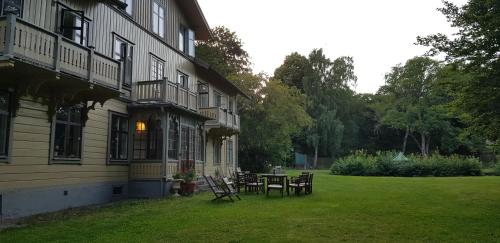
[181,182,196,196]
[171,179,184,197]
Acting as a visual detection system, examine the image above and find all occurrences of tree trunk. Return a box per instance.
[402,126,409,154]
[313,145,318,169]
[420,133,428,157]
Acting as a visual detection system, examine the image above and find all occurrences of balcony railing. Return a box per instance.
[135,78,198,111]
[0,15,120,90]
[200,107,240,131]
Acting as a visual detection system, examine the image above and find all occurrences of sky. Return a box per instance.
[197,0,468,94]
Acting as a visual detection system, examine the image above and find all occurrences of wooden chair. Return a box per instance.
[222,177,241,200]
[301,172,314,194]
[244,173,264,194]
[266,175,285,197]
[234,171,246,193]
[204,175,238,202]
[287,174,307,196]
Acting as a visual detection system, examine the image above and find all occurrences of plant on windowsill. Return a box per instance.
[180,170,197,196]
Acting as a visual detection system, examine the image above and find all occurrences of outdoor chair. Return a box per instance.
[244,173,264,194]
[287,174,307,196]
[222,177,241,201]
[204,175,238,202]
[234,171,246,193]
[301,172,314,194]
[266,175,285,197]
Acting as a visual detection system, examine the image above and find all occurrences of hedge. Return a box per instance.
[331,151,482,177]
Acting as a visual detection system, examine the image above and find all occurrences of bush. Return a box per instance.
[496,164,500,176]
[330,151,482,177]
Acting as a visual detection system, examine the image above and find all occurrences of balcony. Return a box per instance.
[199,107,240,135]
[135,78,198,111]
[0,15,121,91]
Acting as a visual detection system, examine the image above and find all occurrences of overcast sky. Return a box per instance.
[197,0,468,94]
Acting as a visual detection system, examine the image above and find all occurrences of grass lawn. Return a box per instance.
[2,171,500,242]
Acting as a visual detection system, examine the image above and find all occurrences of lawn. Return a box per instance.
[2,171,500,242]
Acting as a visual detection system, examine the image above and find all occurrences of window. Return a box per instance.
[198,82,209,108]
[228,99,234,113]
[109,114,129,161]
[0,0,23,17]
[60,8,89,46]
[177,71,189,89]
[114,36,133,88]
[179,26,195,57]
[0,91,11,158]
[213,142,221,165]
[52,105,83,160]
[133,117,163,160]
[119,0,133,15]
[150,55,164,81]
[168,117,179,159]
[227,139,233,164]
[152,2,165,38]
[196,128,204,162]
[214,91,222,108]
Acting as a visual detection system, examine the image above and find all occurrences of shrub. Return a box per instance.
[330,151,482,177]
[495,164,500,176]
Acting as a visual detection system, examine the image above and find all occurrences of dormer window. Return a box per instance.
[152,2,165,38]
[119,0,133,16]
[179,26,195,57]
[0,0,23,17]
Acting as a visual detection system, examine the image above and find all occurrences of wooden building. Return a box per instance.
[0,0,246,219]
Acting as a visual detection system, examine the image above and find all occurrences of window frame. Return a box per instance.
[178,25,195,57]
[132,116,163,161]
[57,3,91,47]
[198,82,209,108]
[152,1,165,38]
[150,54,165,81]
[177,71,189,90]
[0,0,24,17]
[113,34,134,89]
[227,139,233,164]
[119,0,133,16]
[0,90,12,163]
[168,115,179,160]
[107,112,130,164]
[50,105,84,164]
[213,141,221,165]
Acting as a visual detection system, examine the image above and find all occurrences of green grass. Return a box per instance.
[2,171,500,242]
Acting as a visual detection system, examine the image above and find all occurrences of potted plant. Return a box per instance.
[180,170,197,196]
[171,173,184,197]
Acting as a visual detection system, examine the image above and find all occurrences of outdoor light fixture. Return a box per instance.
[135,121,147,133]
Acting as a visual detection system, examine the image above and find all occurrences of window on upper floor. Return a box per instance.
[109,113,129,162]
[228,99,234,113]
[52,105,83,161]
[114,36,133,88]
[198,82,209,108]
[177,71,189,89]
[152,2,165,38]
[179,26,195,57]
[150,55,164,81]
[0,91,11,159]
[119,0,133,16]
[214,91,222,108]
[60,7,90,46]
[0,0,23,17]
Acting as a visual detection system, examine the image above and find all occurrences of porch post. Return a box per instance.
[4,13,17,58]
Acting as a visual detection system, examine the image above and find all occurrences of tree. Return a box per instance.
[273,52,309,91]
[378,57,457,157]
[417,0,500,141]
[196,26,251,77]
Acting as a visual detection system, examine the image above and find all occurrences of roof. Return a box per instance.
[175,0,211,40]
[193,58,251,99]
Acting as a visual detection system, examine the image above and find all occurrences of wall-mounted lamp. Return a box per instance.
[136,121,147,133]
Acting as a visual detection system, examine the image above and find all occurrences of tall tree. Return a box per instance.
[196,26,251,77]
[417,0,500,141]
[273,52,309,91]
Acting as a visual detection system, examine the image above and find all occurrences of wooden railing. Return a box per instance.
[135,78,198,111]
[199,107,240,131]
[0,15,120,90]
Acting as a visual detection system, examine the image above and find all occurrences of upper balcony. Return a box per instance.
[199,107,240,134]
[0,15,121,92]
[135,78,198,112]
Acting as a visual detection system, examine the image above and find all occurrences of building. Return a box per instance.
[0,0,246,220]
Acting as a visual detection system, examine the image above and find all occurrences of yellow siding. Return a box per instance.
[0,97,129,191]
